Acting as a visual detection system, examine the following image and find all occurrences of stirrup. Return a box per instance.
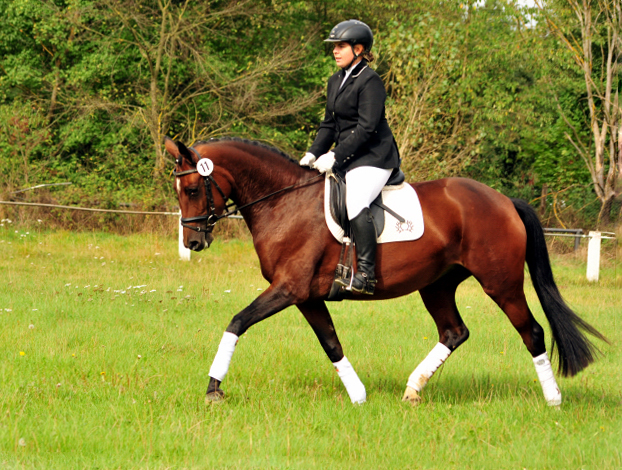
[334,276,351,289]
[350,272,376,295]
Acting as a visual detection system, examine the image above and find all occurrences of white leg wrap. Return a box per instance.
[406,343,452,392]
[533,352,562,406]
[208,332,239,382]
[333,356,366,404]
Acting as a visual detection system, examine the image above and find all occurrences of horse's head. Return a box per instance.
[166,137,230,251]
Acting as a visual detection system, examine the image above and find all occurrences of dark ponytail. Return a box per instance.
[363,51,374,63]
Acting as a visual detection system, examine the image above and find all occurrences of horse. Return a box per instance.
[166,136,605,406]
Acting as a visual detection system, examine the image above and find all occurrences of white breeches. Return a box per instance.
[345,166,392,220]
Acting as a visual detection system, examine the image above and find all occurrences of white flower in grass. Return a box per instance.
[18,438,26,447]
[224,290,231,293]
[29,324,35,329]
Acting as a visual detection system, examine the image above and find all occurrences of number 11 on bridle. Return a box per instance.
[168,137,606,406]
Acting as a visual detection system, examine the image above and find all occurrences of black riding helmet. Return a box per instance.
[324,19,374,53]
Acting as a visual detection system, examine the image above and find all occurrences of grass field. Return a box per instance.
[1,226,620,469]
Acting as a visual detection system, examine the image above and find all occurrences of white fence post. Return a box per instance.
[179,212,191,261]
[586,231,601,282]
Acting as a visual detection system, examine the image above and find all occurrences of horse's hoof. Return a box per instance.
[402,386,422,406]
[205,390,225,403]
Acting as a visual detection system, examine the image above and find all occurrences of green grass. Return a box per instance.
[1,226,621,469]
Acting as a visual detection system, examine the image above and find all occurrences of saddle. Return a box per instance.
[328,168,406,238]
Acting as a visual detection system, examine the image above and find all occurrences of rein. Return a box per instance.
[174,147,324,234]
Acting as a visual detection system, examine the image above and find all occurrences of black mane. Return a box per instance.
[194,137,298,165]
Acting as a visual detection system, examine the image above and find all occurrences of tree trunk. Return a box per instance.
[598,194,616,226]
[539,184,548,218]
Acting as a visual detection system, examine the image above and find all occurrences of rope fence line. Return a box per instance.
[0,200,178,216]
[0,200,243,218]
[1,199,615,281]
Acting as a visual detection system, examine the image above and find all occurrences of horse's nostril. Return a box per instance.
[188,240,201,251]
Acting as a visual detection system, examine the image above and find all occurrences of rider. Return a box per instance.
[300,19,400,295]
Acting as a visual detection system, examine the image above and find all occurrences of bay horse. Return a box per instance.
[167,136,605,406]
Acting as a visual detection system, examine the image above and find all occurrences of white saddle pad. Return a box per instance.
[324,175,424,244]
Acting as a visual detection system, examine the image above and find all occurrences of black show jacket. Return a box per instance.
[308,60,400,173]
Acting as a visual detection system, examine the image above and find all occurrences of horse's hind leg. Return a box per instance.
[403,266,471,405]
[485,285,562,406]
[297,300,366,404]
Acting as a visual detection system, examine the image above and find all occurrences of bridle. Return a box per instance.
[173,146,324,234]
[173,147,231,234]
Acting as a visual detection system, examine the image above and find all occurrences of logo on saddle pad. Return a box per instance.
[324,175,424,244]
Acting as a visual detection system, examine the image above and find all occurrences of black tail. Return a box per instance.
[511,198,607,377]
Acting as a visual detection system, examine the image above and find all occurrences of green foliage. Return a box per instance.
[0,0,617,227]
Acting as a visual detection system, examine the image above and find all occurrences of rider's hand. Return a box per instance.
[313,151,335,174]
[300,152,316,167]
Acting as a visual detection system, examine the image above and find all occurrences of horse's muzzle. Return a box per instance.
[186,232,213,251]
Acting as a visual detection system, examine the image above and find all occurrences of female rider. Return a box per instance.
[300,19,400,295]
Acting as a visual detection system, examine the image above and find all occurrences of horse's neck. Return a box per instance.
[223,146,309,212]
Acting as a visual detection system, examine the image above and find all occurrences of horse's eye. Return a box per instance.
[185,187,199,197]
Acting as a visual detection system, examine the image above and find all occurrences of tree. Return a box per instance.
[538,0,621,224]
[77,0,322,174]
[381,1,548,190]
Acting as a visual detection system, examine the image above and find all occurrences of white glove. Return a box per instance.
[313,151,335,173]
[300,152,316,167]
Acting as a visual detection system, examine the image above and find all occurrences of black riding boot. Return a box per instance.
[338,207,377,295]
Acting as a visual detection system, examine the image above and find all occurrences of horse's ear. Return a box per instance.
[164,136,180,159]
[164,136,194,166]
[175,140,195,166]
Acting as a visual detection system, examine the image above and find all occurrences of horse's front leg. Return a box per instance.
[206,285,296,402]
[297,300,366,404]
